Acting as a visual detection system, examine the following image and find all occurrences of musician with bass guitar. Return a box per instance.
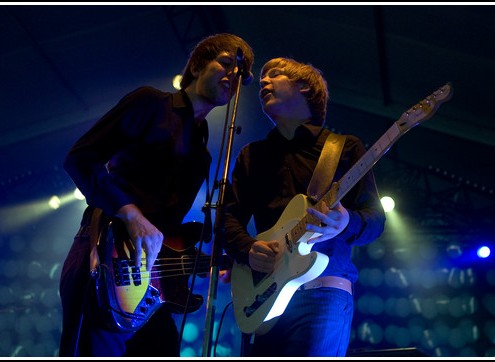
[58,33,254,357]
[222,57,386,357]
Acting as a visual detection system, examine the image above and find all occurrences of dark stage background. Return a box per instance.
[1,4,494,357]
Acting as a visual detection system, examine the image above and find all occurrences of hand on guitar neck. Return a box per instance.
[248,200,349,275]
[304,201,350,245]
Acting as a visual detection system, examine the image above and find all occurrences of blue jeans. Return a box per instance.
[248,287,354,357]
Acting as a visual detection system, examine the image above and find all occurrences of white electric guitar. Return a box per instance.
[231,83,454,334]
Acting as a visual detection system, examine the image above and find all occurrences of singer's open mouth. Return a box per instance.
[260,88,271,100]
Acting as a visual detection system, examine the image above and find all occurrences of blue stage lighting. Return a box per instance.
[477,246,491,259]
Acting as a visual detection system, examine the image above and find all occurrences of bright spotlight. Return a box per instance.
[380,196,395,212]
[477,246,491,259]
[48,195,61,209]
[173,75,182,90]
[73,188,85,200]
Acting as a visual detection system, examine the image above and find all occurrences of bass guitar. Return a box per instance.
[231,83,454,334]
[94,219,230,333]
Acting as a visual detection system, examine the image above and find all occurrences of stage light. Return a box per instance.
[477,246,490,259]
[173,75,182,90]
[182,322,199,343]
[380,196,395,212]
[48,196,60,209]
[181,347,197,357]
[73,188,85,200]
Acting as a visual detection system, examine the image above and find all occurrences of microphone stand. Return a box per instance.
[201,68,247,357]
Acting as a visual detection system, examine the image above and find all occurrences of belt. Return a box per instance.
[298,275,353,295]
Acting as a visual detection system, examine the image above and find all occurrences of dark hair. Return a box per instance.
[261,57,328,126]
[180,33,254,89]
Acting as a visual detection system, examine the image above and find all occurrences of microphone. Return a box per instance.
[236,47,254,86]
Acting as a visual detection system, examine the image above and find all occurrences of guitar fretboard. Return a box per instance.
[288,123,402,245]
[332,122,402,205]
[286,83,453,247]
[288,120,412,246]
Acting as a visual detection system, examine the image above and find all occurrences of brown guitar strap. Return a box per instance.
[307,131,346,203]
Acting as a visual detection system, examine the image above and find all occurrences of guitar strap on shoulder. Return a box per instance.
[307,130,346,204]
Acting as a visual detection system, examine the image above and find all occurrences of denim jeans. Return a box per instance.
[248,287,354,357]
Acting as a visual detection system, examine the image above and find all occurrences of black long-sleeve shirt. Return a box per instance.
[63,87,211,233]
[223,123,386,283]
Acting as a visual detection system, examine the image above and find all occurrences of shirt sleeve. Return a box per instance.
[223,149,258,265]
[63,87,160,216]
[333,135,386,247]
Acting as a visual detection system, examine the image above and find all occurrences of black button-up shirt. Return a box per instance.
[223,123,385,282]
[63,87,211,232]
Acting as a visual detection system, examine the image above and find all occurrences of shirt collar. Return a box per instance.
[268,122,323,146]
[173,89,209,126]
[172,89,192,110]
[295,122,323,140]
[173,89,209,145]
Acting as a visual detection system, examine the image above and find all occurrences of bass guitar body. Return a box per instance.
[95,220,207,333]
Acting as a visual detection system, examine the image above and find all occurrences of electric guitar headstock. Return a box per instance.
[396,82,454,134]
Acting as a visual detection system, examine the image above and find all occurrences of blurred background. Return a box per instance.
[1,4,494,357]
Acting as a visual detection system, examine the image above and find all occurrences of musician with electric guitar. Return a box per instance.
[58,33,255,357]
[222,57,453,357]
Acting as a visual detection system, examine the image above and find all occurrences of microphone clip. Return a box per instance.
[236,47,253,86]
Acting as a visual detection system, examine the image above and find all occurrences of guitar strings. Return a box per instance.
[115,256,212,280]
[288,210,323,248]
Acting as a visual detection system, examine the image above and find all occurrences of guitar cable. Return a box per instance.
[213,301,233,357]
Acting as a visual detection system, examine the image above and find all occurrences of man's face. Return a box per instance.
[259,67,309,122]
[195,51,240,106]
